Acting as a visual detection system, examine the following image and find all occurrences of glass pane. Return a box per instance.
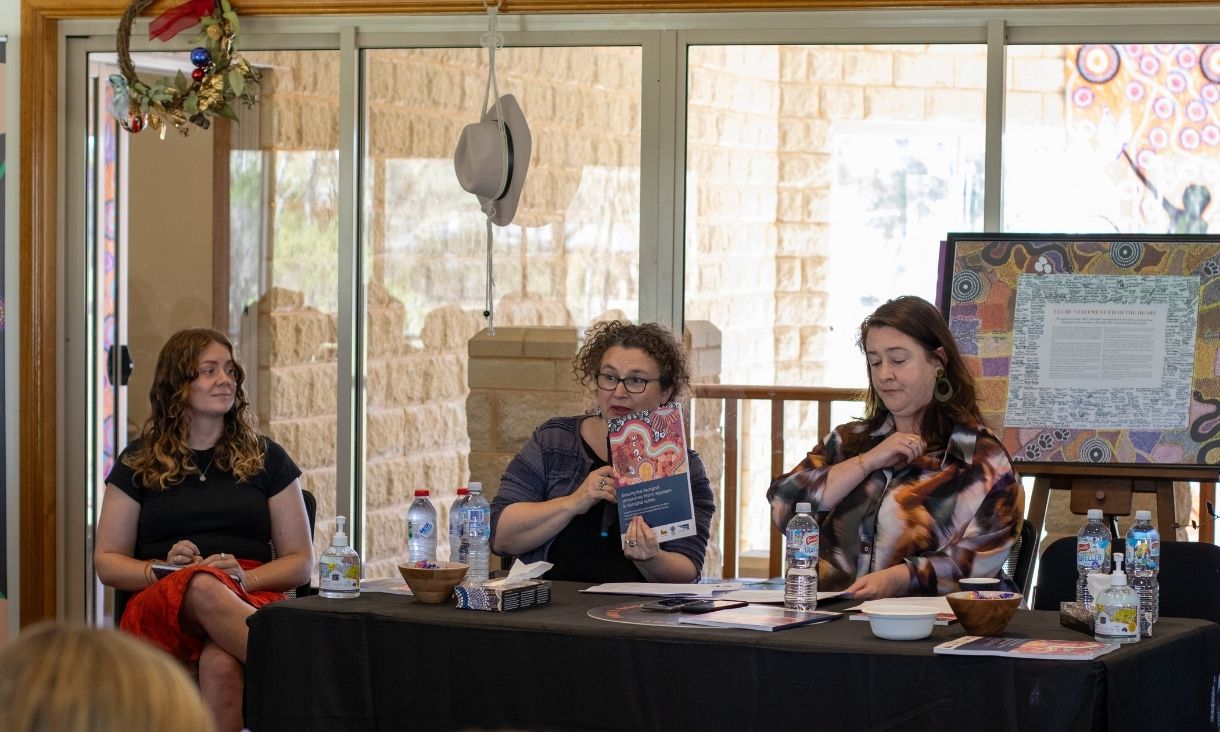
[684,44,987,564]
[234,50,342,567]
[1004,44,1220,234]
[93,49,340,588]
[362,47,643,578]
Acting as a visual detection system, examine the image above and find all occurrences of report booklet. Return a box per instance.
[933,636,1120,660]
[677,605,842,631]
[607,403,696,544]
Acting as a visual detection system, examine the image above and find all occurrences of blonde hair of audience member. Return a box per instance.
[0,623,214,732]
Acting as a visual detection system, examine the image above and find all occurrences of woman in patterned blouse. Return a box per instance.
[767,296,1022,598]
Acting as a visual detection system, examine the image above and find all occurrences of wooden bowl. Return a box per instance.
[398,561,468,603]
[946,590,1022,636]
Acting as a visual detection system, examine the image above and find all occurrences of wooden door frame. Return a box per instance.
[17,0,1192,625]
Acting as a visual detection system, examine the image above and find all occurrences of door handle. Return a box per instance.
[107,344,135,386]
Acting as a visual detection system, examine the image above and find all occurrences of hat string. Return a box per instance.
[479,0,507,335]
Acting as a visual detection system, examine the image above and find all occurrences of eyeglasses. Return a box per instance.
[595,373,663,394]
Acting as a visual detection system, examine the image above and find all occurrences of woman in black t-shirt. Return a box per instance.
[95,328,313,732]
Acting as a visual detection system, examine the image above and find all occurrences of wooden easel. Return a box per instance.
[1023,463,1220,549]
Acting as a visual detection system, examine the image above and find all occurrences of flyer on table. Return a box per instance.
[607,403,696,543]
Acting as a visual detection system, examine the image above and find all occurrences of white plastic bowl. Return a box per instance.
[867,606,938,640]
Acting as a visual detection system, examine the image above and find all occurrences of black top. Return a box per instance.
[106,437,301,563]
[543,438,645,583]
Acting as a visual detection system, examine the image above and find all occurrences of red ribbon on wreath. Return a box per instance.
[148,0,215,42]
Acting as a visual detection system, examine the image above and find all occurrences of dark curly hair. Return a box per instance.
[848,295,983,453]
[573,320,691,401]
[123,328,264,489]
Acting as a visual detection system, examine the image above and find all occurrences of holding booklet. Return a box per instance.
[607,403,697,544]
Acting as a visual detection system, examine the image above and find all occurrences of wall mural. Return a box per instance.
[943,234,1220,468]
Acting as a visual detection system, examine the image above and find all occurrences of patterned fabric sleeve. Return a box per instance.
[765,424,853,532]
[905,433,1023,595]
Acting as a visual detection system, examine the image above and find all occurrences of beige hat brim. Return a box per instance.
[454,94,532,227]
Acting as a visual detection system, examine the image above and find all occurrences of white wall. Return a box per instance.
[2,0,20,641]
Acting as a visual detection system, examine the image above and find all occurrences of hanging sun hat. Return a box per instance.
[454,93,532,227]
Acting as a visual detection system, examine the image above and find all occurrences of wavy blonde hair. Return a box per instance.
[124,328,264,488]
[0,623,214,732]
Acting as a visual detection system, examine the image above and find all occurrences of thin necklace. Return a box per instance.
[196,450,215,482]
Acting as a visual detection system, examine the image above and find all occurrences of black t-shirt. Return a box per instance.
[105,437,301,564]
[543,438,645,583]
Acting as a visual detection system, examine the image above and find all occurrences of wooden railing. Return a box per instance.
[693,384,864,579]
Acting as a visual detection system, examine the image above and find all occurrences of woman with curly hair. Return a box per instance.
[767,296,1022,599]
[490,320,715,583]
[95,328,313,732]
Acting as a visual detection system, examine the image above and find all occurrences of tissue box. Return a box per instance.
[454,579,552,611]
[1059,601,1095,634]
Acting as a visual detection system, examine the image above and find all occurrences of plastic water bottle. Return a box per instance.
[1095,553,1139,644]
[1076,508,1111,609]
[784,502,819,578]
[448,486,470,563]
[1125,509,1160,635]
[464,482,491,586]
[318,515,360,599]
[784,549,817,611]
[407,489,438,563]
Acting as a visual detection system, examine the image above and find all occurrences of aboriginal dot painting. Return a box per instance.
[1068,44,1220,235]
[944,234,1220,467]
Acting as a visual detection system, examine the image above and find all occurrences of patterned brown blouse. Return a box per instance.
[767,417,1022,595]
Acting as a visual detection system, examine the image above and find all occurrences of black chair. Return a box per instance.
[1034,535,1220,624]
[1003,518,1038,596]
[111,487,318,623]
[1032,535,1078,611]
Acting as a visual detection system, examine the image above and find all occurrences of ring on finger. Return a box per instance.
[627,540,638,547]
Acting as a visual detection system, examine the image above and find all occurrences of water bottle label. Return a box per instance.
[467,507,488,538]
[409,520,436,539]
[1127,537,1160,572]
[319,560,360,592]
[1076,538,1109,570]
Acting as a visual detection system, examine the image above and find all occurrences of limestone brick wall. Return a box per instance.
[467,322,724,577]
[245,45,1174,583]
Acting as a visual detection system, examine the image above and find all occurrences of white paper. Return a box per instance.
[719,589,846,604]
[580,582,742,598]
[846,596,953,615]
[482,560,553,590]
[1006,274,1197,430]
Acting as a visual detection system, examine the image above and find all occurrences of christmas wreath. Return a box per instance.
[109,0,260,136]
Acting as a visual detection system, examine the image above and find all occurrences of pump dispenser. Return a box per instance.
[319,515,361,599]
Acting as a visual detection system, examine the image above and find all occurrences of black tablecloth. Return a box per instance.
[245,582,1220,732]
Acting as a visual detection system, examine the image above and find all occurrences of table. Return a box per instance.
[245,582,1220,731]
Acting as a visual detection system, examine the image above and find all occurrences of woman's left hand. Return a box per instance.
[622,515,659,562]
[842,564,912,600]
[201,552,246,586]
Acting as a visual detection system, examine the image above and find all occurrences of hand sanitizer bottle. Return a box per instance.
[1094,552,1139,644]
[319,515,361,599]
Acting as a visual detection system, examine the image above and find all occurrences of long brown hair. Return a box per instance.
[850,296,982,452]
[123,328,263,488]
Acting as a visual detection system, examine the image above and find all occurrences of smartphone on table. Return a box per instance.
[640,596,703,612]
[678,599,749,614]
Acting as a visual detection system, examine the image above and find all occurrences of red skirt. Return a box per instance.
[120,560,285,663]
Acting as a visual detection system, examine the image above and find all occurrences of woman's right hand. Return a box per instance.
[570,466,617,514]
[167,539,202,566]
[864,432,924,471]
